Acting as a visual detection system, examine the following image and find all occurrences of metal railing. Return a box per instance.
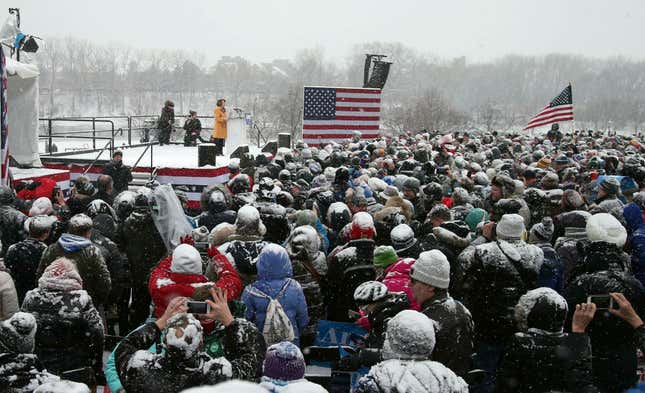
[132,143,154,172]
[82,140,114,175]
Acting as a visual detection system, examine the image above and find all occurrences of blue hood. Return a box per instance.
[58,233,93,253]
[623,203,643,233]
[256,244,292,281]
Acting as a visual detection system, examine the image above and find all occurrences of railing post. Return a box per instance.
[150,143,153,170]
[111,121,115,156]
[48,119,53,154]
[92,117,96,150]
[128,116,132,146]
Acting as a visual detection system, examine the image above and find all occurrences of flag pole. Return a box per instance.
[569,83,575,137]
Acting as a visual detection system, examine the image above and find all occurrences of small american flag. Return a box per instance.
[524,84,574,130]
[1,49,9,186]
[303,86,381,146]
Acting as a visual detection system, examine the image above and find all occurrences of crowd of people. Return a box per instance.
[2,125,645,392]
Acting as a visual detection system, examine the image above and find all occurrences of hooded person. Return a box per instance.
[455,214,543,391]
[284,225,327,345]
[0,185,27,258]
[326,212,377,321]
[355,310,468,393]
[197,187,237,231]
[22,258,104,388]
[529,217,564,293]
[241,244,308,346]
[410,250,474,377]
[624,202,645,286]
[495,288,596,393]
[116,293,264,393]
[259,341,328,393]
[553,210,591,284]
[564,213,645,393]
[0,312,64,393]
[218,205,268,288]
[28,197,54,217]
[37,213,112,306]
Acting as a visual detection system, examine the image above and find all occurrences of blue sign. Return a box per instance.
[314,320,367,348]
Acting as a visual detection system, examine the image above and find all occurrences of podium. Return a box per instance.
[198,143,217,167]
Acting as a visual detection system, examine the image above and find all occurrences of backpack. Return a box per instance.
[247,279,295,345]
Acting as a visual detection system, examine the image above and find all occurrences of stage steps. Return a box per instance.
[128,171,151,190]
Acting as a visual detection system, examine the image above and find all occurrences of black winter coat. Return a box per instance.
[219,236,267,288]
[119,210,166,287]
[103,160,134,193]
[91,229,130,300]
[5,238,46,304]
[197,209,236,231]
[116,319,264,393]
[495,331,597,393]
[365,292,410,349]
[0,353,57,393]
[0,205,26,257]
[564,263,645,393]
[421,293,474,377]
[21,288,104,379]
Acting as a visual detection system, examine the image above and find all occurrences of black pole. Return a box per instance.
[48,119,52,154]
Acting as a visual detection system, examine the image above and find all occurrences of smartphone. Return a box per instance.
[587,295,618,310]
[186,301,210,314]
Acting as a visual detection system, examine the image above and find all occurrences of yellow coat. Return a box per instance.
[213,106,227,139]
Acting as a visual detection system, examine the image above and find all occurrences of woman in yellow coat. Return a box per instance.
[212,98,227,155]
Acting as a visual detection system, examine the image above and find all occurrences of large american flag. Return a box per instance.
[524,84,574,130]
[1,49,9,186]
[303,86,381,146]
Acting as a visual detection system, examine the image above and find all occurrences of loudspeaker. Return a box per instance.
[229,145,250,159]
[365,61,392,89]
[278,133,291,148]
[262,141,278,156]
[198,144,217,167]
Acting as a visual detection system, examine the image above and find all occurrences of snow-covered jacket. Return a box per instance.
[115,319,263,393]
[555,227,589,285]
[203,249,244,300]
[0,205,26,258]
[118,209,166,287]
[22,288,104,378]
[219,236,267,288]
[37,234,112,305]
[5,238,47,304]
[0,353,59,393]
[379,258,420,311]
[260,377,329,393]
[242,245,308,344]
[355,359,468,393]
[624,202,645,286]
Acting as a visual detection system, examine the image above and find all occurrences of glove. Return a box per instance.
[180,235,195,245]
[207,244,221,259]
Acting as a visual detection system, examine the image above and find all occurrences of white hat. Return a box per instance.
[411,250,450,289]
[382,310,436,360]
[171,244,202,274]
[586,213,627,248]
[496,214,525,240]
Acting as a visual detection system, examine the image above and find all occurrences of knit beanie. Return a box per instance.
[0,312,37,353]
[496,214,526,240]
[262,341,306,381]
[171,244,203,274]
[599,177,621,196]
[465,208,488,232]
[294,209,318,227]
[29,196,53,216]
[537,157,552,169]
[529,217,554,243]
[390,224,416,252]
[586,213,627,248]
[382,310,436,360]
[411,250,450,289]
[38,257,83,291]
[373,245,398,268]
[235,205,266,236]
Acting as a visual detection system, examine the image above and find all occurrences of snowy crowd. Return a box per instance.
[3,126,645,392]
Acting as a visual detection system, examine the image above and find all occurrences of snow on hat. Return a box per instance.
[411,250,450,289]
[382,310,436,360]
[0,312,37,353]
[209,223,236,246]
[29,197,53,216]
[529,217,554,243]
[465,208,488,232]
[294,209,317,227]
[262,341,306,381]
[562,189,585,210]
[181,381,269,393]
[24,214,57,235]
[496,214,525,240]
[368,177,388,193]
[515,287,568,333]
[537,157,552,169]
[171,244,203,274]
[350,212,375,240]
[235,205,266,236]
[373,245,398,268]
[38,257,83,292]
[390,224,416,252]
[380,185,401,201]
[164,313,204,360]
[599,177,621,196]
[586,212,627,248]
[34,381,90,393]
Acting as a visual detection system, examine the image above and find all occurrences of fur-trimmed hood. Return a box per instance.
[383,196,413,223]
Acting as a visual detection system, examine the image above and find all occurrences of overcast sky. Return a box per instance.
[13,0,645,64]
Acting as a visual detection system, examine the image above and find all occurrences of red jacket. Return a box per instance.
[17,178,57,201]
[208,250,243,301]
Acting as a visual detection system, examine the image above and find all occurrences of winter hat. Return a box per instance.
[586,213,627,248]
[373,245,398,268]
[29,196,53,216]
[262,341,306,381]
[192,226,210,243]
[24,214,57,235]
[171,244,203,274]
[411,250,450,289]
[235,205,266,236]
[380,185,401,201]
[86,199,117,220]
[514,287,568,333]
[38,257,83,291]
[382,310,436,360]
[350,212,376,240]
[0,312,37,353]
[537,157,552,169]
[294,209,317,227]
[465,208,488,232]
[180,381,269,393]
[541,172,560,189]
[34,381,90,393]
[599,177,621,196]
[164,313,204,360]
[429,204,451,221]
[74,176,96,196]
[286,225,320,260]
[529,217,554,243]
[496,214,526,240]
[562,189,585,210]
[390,224,416,252]
[209,223,236,246]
